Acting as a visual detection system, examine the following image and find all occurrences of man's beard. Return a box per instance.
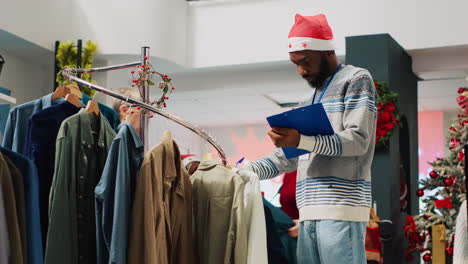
[305,56,330,89]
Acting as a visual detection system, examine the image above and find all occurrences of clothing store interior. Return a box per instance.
[1,1,468,264]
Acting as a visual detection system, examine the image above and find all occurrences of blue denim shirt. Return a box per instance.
[95,123,144,264]
[0,147,43,264]
[2,93,120,155]
[24,101,81,246]
[2,94,61,154]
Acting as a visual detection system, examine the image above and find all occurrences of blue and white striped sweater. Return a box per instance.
[248,65,376,222]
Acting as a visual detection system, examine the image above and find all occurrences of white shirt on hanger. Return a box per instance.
[454,201,468,264]
[238,169,268,264]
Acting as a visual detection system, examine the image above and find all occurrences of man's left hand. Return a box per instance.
[268,127,300,148]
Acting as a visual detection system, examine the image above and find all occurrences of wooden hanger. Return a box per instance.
[52,86,69,100]
[52,84,83,100]
[65,93,83,107]
[86,100,100,117]
[65,84,82,99]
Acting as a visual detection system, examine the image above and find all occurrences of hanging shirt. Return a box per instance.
[24,101,81,246]
[263,198,297,264]
[81,94,120,131]
[1,147,43,264]
[191,160,248,264]
[2,93,120,155]
[95,122,144,264]
[128,131,192,264]
[238,170,268,264]
[454,201,468,264]
[1,154,27,264]
[2,93,63,154]
[0,160,10,264]
[45,109,115,264]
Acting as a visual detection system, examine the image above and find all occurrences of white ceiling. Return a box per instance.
[150,45,468,127]
[410,45,468,112]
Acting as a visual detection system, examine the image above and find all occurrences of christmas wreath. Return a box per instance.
[375,81,401,147]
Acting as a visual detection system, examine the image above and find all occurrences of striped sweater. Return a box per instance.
[248,65,377,222]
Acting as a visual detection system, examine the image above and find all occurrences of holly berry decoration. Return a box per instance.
[423,253,431,262]
[449,139,460,150]
[416,189,424,197]
[429,171,438,179]
[444,177,454,187]
[445,247,454,256]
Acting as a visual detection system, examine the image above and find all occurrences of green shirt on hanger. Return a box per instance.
[45,109,115,264]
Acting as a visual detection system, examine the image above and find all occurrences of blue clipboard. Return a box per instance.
[266,103,334,159]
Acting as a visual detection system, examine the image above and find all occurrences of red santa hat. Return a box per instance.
[288,14,335,52]
[181,154,200,168]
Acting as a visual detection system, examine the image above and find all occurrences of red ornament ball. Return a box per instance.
[416,189,424,197]
[429,171,438,178]
[446,247,454,256]
[423,214,429,220]
[444,178,454,186]
[423,253,431,262]
[450,126,456,131]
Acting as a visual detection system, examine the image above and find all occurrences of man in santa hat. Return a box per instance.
[181,154,201,175]
[245,14,377,263]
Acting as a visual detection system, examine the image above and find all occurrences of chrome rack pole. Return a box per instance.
[61,51,227,165]
[140,47,150,151]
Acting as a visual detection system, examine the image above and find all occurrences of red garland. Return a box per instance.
[375,81,400,146]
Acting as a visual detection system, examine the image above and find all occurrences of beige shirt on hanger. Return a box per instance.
[191,160,249,264]
[128,131,192,264]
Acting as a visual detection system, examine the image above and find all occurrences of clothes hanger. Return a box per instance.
[52,84,83,100]
[86,100,100,117]
[65,84,82,99]
[52,86,69,100]
[86,100,100,134]
[65,93,83,107]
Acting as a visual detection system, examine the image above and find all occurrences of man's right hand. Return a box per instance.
[288,219,299,238]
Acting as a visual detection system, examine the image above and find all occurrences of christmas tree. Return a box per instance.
[406,87,468,263]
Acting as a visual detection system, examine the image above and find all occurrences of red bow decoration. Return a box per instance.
[435,197,453,209]
[404,216,421,255]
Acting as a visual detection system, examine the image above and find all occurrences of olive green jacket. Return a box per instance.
[45,109,115,264]
[191,160,248,264]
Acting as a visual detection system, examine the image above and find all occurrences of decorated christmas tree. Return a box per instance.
[405,87,468,263]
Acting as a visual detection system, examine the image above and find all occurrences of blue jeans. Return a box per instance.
[297,220,367,264]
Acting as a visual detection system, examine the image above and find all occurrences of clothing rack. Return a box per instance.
[61,46,227,165]
[465,144,468,233]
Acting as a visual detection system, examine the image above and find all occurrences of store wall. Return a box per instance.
[0,50,52,105]
[3,0,468,69]
[187,0,468,67]
[418,112,445,178]
[1,0,189,65]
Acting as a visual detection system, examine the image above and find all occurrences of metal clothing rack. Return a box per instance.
[465,144,468,232]
[61,46,227,165]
